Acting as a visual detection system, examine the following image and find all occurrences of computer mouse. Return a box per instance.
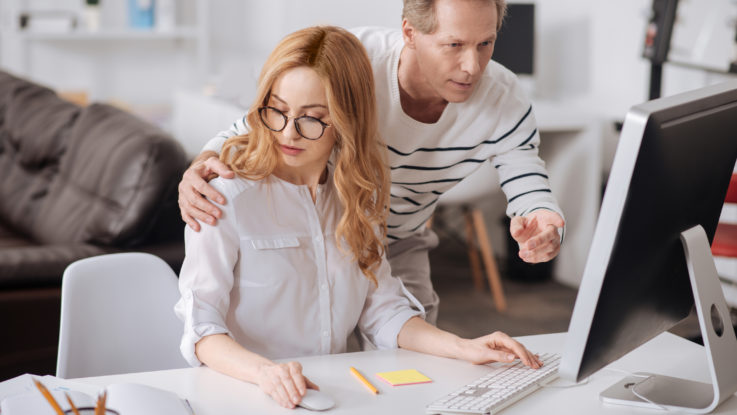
[297,389,336,411]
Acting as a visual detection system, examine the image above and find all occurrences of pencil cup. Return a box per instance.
[64,408,118,414]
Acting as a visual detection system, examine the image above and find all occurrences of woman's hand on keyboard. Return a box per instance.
[398,318,542,369]
[456,331,543,368]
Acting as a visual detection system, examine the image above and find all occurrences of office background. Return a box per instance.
[1,0,736,376]
[4,0,735,120]
[4,0,736,175]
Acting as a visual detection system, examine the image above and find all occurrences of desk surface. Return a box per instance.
[74,332,737,414]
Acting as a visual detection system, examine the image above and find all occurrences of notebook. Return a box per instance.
[0,378,193,415]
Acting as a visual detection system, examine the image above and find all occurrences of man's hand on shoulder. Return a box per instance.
[178,151,235,231]
[509,210,565,264]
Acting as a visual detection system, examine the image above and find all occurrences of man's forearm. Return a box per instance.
[201,118,245,156]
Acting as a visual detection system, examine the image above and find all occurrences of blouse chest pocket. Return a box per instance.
[239,236,304,287]
[249,238,300,250]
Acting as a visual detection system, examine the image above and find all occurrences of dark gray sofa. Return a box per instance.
[0,70,187,380]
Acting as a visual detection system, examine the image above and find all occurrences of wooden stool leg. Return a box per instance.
[471,209,507,312]
[464,210,485,291]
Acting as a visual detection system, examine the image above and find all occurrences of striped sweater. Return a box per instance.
[203,26,562,243]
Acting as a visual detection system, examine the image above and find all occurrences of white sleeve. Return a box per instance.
[493,114,563,214]
[356,255,422,350]
[174,183,240,367]
[201,115,249,154]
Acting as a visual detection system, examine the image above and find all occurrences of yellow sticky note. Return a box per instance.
[376,369,432,386]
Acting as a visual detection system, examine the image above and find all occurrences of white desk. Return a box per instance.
[73,332,737,414]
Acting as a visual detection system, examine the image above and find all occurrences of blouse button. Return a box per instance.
[314,235,323,243]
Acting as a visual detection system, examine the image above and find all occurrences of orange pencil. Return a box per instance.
[95,390,107,415]
[33,379,64,415]
[65,392,81,415]
[350,366,379,395]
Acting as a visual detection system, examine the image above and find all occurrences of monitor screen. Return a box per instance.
[493,3,534,75]
[560,81,737,384]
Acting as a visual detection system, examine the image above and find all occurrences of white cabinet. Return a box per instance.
[4,0,209,70]
[0,0,210,126]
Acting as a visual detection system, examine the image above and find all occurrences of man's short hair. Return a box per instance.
[402,0,507,33]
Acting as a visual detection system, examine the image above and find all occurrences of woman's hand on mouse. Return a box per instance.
[256,361,319,408]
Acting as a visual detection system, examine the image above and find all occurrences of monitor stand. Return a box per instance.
[600,225,737,413]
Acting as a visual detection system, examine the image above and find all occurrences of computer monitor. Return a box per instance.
[493,3,534,75]
[560,81,737,412]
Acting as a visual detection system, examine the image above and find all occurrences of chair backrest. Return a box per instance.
[57,252,187,378]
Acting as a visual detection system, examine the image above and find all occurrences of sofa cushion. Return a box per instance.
[28,103,186,246]
[0,74,80,234]
[0,220,109,287]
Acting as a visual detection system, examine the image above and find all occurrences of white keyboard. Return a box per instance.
[426,352,560,415]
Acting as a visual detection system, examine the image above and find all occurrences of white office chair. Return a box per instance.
[56,252,188,378]
[435,161,507,312]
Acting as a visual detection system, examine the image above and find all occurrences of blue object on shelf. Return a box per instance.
[128,0,155,29]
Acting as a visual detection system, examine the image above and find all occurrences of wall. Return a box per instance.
[212,0,603,106]
[4,1,733,122]
[205,0,403,106]
[0,0,202,111]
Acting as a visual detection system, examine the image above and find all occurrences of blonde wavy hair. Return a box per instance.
[221,26,389,285]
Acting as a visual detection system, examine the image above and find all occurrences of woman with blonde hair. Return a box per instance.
[175,25,542,409]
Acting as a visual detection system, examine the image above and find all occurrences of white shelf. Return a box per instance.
[18,27,200,41]
[4,0,210,78]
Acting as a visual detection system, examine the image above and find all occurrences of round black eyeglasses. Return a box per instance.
[258,106,331,140]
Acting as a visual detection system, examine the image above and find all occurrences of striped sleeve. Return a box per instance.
[201,115,249,154]
[492,107,565,228]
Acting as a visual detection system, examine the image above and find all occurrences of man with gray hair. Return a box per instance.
[177,0,564,325]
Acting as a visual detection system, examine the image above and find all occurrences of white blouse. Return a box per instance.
[174,170,422,367]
